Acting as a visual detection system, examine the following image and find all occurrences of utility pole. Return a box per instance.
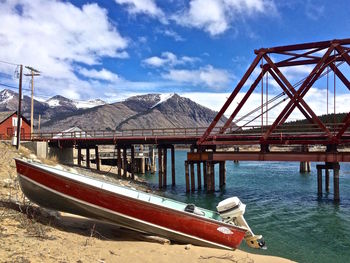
[16,65,23,150]
[24,66,40,138]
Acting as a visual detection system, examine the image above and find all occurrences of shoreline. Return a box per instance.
[0,141,295,262]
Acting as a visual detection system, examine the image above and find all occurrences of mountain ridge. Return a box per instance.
[0,89,225,132]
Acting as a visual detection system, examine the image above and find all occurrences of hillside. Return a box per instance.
[117,94,226,130]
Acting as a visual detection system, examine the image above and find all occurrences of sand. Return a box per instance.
[0,141,294,263]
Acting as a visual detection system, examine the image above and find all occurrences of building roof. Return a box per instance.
[0,111,16,124]
[0,111,30,125]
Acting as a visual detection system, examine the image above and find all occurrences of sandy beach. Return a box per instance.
[0,141,294,263]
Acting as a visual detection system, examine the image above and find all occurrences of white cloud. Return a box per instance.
[115,0,166,22]
[162,29,185,41]
[0,0,128,99]
[143,52,198,68]
[163,65,231,89]
[78,68,121,82]
[173,0,276,36]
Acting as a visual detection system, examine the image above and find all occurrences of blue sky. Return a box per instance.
[0,0,349,119]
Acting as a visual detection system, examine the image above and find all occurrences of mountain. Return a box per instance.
[0,89,49,119]
[116,94,226,130]
[0,89,226,132]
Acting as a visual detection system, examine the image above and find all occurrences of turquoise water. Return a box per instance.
[142,150,350,263]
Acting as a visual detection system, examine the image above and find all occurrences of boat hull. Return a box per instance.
[15,159,246,250]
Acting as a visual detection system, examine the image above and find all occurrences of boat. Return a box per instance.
[15,158,265,250]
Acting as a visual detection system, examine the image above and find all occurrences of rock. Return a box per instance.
[185,244,191,250]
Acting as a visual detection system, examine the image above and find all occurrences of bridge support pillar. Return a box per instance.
[334,165,340,202]
[140,145,145,174]
[48,146,74,165]
[203,161,207,188]
[185,161,189,192]
[163,147,167,188]
[117,147,122,177]
[317,166,322,196]
[190,161,195,192]
[150,146,156,174]
[95,146,100,171]
[206,162,215,192]
[77,146,82,167]
[158,146,163,189]
[316,162,340,201]
[197,162,201,190]
[300,161,311,173]
[171,145,175,186]
[299,145,310,173]
[219,161,226,188]
[325,169,330,192]
[131,145,135,180]
[86,148,90,168]
[123,146,127,178]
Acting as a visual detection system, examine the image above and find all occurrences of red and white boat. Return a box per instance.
[15,158,265,250]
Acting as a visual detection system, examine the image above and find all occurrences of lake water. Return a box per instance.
[142,150,350,263]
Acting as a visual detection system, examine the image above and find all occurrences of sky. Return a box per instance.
[0,0,349,124]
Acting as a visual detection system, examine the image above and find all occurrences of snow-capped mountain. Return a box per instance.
[0,89,226,131]
[0,89,15,105]
[45,95,106,109]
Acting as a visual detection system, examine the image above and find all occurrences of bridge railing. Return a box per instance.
[21,126,225,140]
[18,122,350,141]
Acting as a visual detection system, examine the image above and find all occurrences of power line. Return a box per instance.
[0,59,20,66]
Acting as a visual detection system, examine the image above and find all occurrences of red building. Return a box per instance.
[0,111,31,140]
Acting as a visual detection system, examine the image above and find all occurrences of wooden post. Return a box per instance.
[16,65,23,150]
[203,161,207,188]
[86,148,90,168]
[197,162,201,190]
[171,145,175,186]
[190,161,195,191]
[117,147,122,177]
[131,145,135,180]
[206,162,213,192]
[334,164,340,202]
[163,147,167,188]
[95,146,100,171]
[325,169,330,192]
[123,146,127,178]
[140,145,145,174]
[185,161,189,193]
[317,166,322,196]
[158,146,163,188]
[211,162,215,190]
[77,146,82,167]
[150,146,156,173]
[219,161,225,188]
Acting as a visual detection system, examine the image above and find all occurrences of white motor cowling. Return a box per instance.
[217,197,266,249]
[216,196,246,222]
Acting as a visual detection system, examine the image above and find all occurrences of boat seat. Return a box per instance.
[184,204,205,216]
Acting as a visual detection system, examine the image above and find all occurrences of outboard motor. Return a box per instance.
[217,197,266,249]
